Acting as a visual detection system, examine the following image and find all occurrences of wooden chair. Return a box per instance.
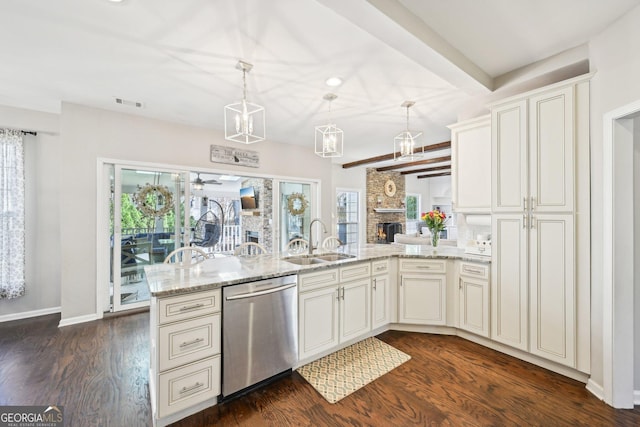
[234,242,267,256]
[164,246,210,268]
[286,238,309,255]
[322,236,343,251]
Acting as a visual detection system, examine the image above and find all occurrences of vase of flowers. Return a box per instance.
[421,210,447,248]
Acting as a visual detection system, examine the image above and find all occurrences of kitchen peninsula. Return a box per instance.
[144,243,584,427]
[145,243,491,426]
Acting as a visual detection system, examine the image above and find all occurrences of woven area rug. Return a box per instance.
[297,337,411,404]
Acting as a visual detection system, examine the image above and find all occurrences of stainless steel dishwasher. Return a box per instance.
[222,274,298,398]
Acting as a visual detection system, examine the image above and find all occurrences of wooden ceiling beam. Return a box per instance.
[341,140,451,169]
[417,172,451,179]
[375,155,451,172]
[400,165,451,175]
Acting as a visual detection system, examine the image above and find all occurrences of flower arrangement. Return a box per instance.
[421,210,447,247]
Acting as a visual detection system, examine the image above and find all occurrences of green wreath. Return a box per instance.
[287,192,308,216]
[133,184,174,217]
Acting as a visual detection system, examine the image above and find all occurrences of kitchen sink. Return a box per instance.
[313,253,356,262]
[283,256,328,265]
[283,253,355,266]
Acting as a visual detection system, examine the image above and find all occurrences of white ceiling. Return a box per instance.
[1,0,638,164]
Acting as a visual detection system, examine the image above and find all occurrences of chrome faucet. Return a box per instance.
[308,218,328,255]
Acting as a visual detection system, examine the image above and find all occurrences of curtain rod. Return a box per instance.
[2,128,38,136]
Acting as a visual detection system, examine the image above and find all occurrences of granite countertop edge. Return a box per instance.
[145,244,491,298]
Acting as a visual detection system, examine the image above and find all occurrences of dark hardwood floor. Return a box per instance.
[1,312,640,426]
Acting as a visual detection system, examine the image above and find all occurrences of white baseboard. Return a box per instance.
[586,378,605,401]
[634,390,640,405]
[0,306,61,323]
[58,313,100,327]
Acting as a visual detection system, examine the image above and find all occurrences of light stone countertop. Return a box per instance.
[145,243,491,298]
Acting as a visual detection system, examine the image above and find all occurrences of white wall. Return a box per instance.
[0,107,61,320]
[58,102,333,323]
[634,117,640,390]
[588,4,640,389]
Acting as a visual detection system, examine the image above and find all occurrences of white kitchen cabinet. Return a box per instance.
[299,284,340,360]
[298,263,371,361]
[371,259,391,330]
[150,289,221,426]
[449,115,491,213]
[490,79,584,369]
[340,278,371,341]
[398,259,447,325]
[529,214,575,365]
[491,215,528,351]
[458,261,490,338]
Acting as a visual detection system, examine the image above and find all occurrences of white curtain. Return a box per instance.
[0,129,25,299]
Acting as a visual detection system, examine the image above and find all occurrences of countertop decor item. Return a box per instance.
[422,210,447,247]
[133,184,174,218]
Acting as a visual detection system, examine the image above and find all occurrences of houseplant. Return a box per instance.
[421,210,447,247]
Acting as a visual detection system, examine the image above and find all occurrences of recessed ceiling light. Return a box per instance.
[108,0,124,3]
[325,77,343,87]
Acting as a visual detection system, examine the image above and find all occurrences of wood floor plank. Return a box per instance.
[2,313,640,426]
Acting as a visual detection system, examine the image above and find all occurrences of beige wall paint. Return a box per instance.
[588,4,640,388]
[0,108,60,320]
[58,102,333,321]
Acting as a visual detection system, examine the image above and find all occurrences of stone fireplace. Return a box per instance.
[366,168,406,243]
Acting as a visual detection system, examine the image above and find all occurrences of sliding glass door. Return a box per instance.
[110,165,188,312]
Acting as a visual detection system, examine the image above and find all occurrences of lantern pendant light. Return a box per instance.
[224,60,266,144]
[394,101,423,161]
[314,93,344,158]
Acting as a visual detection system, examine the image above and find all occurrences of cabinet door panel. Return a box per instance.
[372,274,391,329]
[340,279,371,341]
[299,287,339,360]
[530,214,575,367]
[491,215,528,350]
[399,274,446,325]
[460,276,490,337]
[492,100,527,212]
[529,87,574,212]
[452,117,491,212]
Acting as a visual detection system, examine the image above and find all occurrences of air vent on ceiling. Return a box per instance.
[114,97,144,108]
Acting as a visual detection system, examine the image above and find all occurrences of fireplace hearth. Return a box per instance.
[377,222,402,244]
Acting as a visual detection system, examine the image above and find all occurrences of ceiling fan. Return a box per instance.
[192,173,222,189]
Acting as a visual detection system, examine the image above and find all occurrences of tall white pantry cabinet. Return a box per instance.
[490,75,591,372]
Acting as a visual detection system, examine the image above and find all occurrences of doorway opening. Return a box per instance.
[602,100,640,408]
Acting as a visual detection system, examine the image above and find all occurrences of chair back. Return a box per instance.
[234,242,267,256]
[322,236,343,251]
[286,238,309,255]
[164,246,210,268]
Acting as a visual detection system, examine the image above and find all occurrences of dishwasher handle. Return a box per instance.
[225,283,297,301]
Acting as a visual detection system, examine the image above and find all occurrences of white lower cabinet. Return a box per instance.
[299,284,340,360]
[299,263,371,361]
[150,289,221,427]
[371,259,391,330]
[398,259,447,325]
[458,261,490,337]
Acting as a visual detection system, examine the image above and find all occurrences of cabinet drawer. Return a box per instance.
[299,268,340,292]
[399,259,446,274]
[158,355,220,418]
[459,261,489,280]
[340,262,371,282]
[158,290,221,325]
[159,314,221,372]
[371,259,390,275]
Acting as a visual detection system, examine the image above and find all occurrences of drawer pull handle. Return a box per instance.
[417,265,432,269]
[375,266,385,271]
[179,303,205,312]
[463,267,484,275]
[179,338,205,348]
[179,382,204,395]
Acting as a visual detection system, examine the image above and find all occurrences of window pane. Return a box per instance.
[336,190,359,245]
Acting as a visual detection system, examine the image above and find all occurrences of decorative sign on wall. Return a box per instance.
[210,144,260,168]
